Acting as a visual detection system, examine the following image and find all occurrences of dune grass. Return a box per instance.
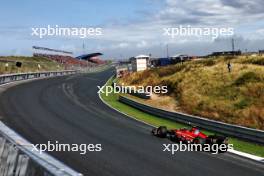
[0,56,64,74]
[120,55,264,130]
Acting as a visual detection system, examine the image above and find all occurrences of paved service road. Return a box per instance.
[0,68,263,176]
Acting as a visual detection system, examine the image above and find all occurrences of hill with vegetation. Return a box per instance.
[0,56,64,74]
[120,55,264,130]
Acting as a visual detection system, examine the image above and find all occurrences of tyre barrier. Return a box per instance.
[119,95,264,144]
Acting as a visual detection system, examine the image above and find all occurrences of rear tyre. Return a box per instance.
[157,126,167,138]
[193,137,206,151]
[193,137,206,144]
[169,133,177,142]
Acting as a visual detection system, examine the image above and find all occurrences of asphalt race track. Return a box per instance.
[0,68,263,176]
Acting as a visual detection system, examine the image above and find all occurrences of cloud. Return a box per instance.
[100,0,264,44]
[1,0,264,58]
[97,0,264,58]
[154,0,264,26]
[220,0,264,14]
[136,40,148,48]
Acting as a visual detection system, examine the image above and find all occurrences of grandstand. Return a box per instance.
[76,53,106,64]
[32,46,96,69]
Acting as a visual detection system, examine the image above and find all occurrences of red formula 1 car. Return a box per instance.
[152,126,228,146]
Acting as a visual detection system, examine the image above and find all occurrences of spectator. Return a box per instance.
[227,62,232,73]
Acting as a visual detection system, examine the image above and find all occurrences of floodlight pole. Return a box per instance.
[166,44,169,59]
[82,42,85,55]
[232,38,235,52]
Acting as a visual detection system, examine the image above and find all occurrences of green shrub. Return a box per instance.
[154,65,186,77]
[250,59,264,65]
[224,55,236,61]
[234,72,261,86]
[239,57,264,65]
[195,59,216,66]
[234,99,251,109]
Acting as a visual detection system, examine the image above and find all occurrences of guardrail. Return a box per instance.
[0,70,82,176]
[0,70,77,85]
[119,95,264,144]
[0,121,82,176]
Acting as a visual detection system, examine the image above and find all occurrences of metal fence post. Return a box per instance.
[0,137,6,160]
[0,142,11,175]
[15,155,29,176]
[5,145,18,176]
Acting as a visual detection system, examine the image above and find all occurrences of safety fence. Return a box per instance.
[0,71,77,85]
[0,122,82,176]
[0,70,82,176]
[119,95,264,144]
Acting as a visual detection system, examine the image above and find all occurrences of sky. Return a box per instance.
[0,0,264,59]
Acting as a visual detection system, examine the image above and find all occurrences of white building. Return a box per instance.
[131,55,149,72]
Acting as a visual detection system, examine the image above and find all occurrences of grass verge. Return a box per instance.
[100,76,264,157]
[0,56,64,74]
